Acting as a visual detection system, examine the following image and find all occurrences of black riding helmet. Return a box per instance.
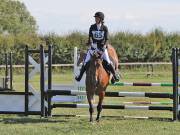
[94,12,104,20]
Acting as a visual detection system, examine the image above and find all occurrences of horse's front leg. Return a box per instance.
[87,93,94,122]
[96,90,105,122]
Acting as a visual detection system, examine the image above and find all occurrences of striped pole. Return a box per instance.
[52,103,172,111]
[111,82,173,87]
[123,101,173,105]
[47,90,173,98]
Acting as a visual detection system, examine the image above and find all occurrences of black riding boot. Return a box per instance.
[105,62,119,82]
[75,62,90,81]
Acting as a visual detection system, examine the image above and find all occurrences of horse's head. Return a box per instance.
[77,50,86,66]
[90,49,103,67]
[86,49,108,91]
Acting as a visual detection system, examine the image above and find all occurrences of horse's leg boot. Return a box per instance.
[106,63,120,82]
[111,77,115,84]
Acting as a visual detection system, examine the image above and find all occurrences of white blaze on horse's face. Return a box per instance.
[90,49,97,56]
[94,50,99,57]
[92,50,103,58]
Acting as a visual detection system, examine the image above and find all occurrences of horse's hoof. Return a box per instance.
[96,117,100,122]
[111,77,115,84]
[75,76,81,82]
[89,118,93,122]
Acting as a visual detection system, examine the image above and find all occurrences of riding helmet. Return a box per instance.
[94,12,105,20]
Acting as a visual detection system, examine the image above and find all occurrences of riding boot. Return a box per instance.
[75,62,90,81]
[106,63,120,82]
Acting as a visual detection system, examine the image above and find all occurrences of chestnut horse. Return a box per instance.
[77,45,119,122]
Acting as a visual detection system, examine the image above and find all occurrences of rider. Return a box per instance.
[75,11,119,82]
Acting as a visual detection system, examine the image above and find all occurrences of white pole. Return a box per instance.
[73,47,78,85]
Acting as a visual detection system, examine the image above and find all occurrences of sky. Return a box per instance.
[21,0,180,35]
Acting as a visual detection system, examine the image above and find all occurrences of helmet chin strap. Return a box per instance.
[96,21,101,24]
[99,19,104,24]
[95,19,101,24]
[101,19,104,25]
[95,18,104,25]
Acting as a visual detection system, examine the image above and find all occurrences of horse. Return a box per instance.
[77,44,119,122]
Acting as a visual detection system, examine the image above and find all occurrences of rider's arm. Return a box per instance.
[104,25,109,46]
[101,25,109,50]
[87,25,93,46]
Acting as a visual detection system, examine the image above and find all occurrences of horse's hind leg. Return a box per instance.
[87,93,94,122]
[96,91,105,122]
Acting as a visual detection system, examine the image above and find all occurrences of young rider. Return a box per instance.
[75,11,119,82]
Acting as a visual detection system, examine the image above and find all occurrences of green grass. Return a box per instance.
[1,68,180,135]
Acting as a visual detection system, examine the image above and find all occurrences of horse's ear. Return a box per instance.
[77,49,81,54]
[77,50,86,66]
[80,50,86,57]
[78,49,83,54]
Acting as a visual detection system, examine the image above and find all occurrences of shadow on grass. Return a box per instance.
[101,115,173,122]
[1,117,68,124]
[52,114,173,122]
[1,115,174,124]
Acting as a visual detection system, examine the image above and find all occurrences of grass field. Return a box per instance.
[0,67,180,135]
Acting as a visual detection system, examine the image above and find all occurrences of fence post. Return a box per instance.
[40,45,45,117]
[172,48,179,121]
[25,45,29,116]
[47,45,52,116]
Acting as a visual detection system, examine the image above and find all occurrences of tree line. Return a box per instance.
[0,0,180,64]
[0,30,180,64]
